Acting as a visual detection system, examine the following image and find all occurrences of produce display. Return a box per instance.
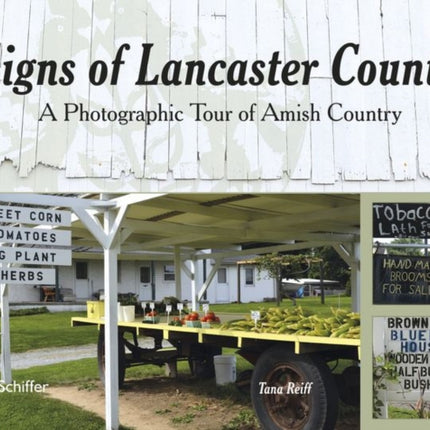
[219,306,360,339]
[143,310,160,323]
[168,310,221,327]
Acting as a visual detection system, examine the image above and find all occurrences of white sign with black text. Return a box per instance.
[0,247,71,266]
[0,226,71,246]
[0,205,71,226]
[0,268,56,285]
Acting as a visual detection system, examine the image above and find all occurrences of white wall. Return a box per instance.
[8,285,41,302]
[9,258,275,304]
[203,263,276,304]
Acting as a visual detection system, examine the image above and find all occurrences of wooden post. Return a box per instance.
[237,264,241,303]
[351,242,360,312]
[320,260,325,304]
[190,258,196,311]
[0,283,11,383]
[104,208,119,430]
[174,246,182,299]
[276,266,281,306]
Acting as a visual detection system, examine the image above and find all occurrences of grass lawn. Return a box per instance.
[0,391,131,430]
[5,311,97,353]
[388,405,419,418]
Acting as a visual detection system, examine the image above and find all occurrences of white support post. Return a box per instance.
[190,258,196,311]
[174,246,182,299]
[104,208,120,430]
[0,283,11,383]
[197,259,222,302]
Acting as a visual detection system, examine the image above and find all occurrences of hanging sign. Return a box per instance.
[0,226,71,246]
[0,205,71,226]
[373,254,430,304]
[373,203,430,238]
[384,317,430,396]
[0,247,71,266]
[0,268,56,285]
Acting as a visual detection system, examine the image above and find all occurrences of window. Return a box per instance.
[76,262,88,280]
[245,267,254,286]
[217,268,227,283]
[163,265,175,281]
[140,266,151,283]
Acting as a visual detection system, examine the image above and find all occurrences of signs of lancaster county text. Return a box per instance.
[38,101,402,126]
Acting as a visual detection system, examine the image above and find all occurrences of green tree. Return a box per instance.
[308,246,351,295]
[381,238,425,256]
[253,253,319,305]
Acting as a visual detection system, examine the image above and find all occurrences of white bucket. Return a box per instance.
[122,305,135,322]
[117,302,124,321]
[214,355,236,385]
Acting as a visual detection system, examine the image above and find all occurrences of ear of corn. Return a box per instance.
[219,306,360,339]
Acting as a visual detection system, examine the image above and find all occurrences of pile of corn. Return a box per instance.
[219,306,360,339]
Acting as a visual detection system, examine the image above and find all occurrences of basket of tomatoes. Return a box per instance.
[200,311,221,328]
[184,311,202,327]
[143,310,160,323]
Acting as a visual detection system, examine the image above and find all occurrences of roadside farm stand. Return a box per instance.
[0,193,360,430]
[72,315,360,430]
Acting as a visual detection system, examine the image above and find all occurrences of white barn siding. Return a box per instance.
[0,0,429,191]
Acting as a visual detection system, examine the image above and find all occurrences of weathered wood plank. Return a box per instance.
[170,0,198,179]
[381,0,417,180]
[356,0,391,181]
[85,0,115,177]
[328,0,365,181]
[0,0,31,169]
[409,1,430,179]
[18,0,45,177]
[36,1,74,170]
[197,0,227,180]
[307,0,335,184]
[225,0,259,180]
[284,0,311,180]
[256,0,286,179]
[110,0,148,179]
[144,0,170,180]
[65,0,93,178]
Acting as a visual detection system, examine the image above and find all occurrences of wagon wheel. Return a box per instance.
[97,328,126,388]
[250,345,338,430]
